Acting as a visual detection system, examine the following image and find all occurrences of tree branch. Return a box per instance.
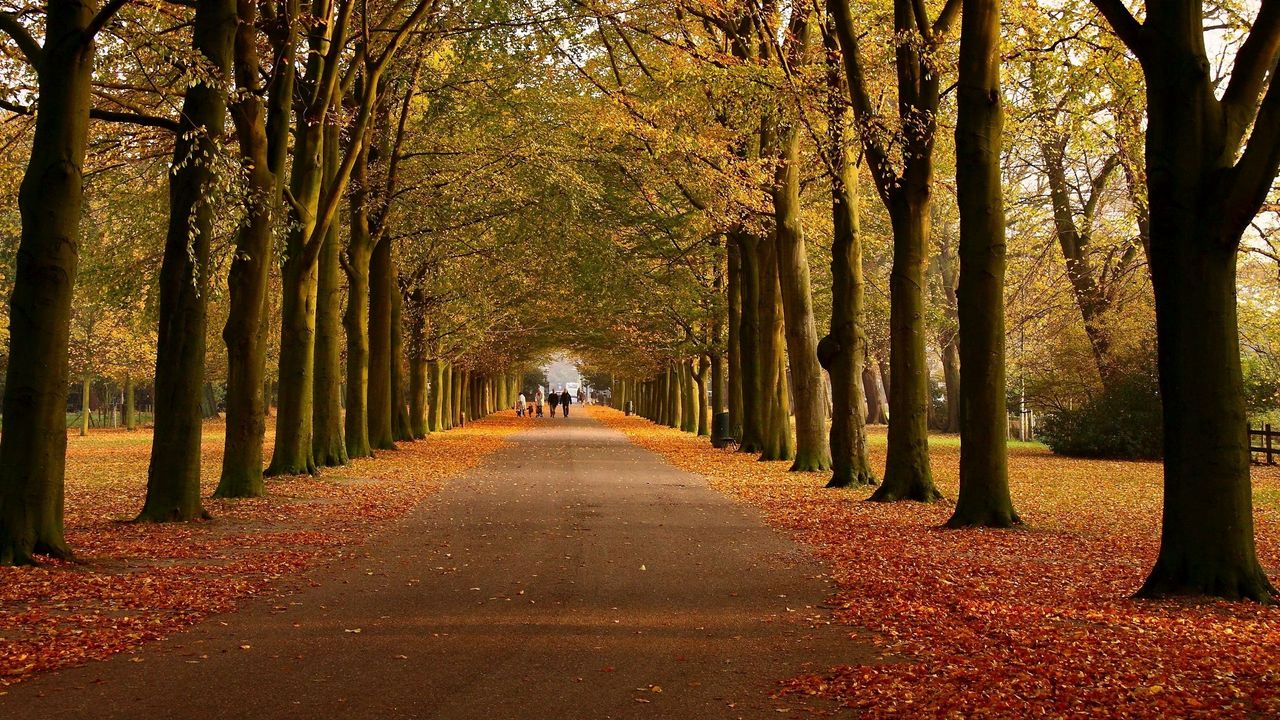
[1089,0,1144,57]
[930,0,961,38]
[86,0,134,40]
[1224,66,1280,242]
[1221,0,1280,149]
[0,12,42,66]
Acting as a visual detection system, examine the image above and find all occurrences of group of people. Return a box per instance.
[515,386,574,418]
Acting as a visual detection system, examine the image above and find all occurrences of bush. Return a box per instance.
[1038,371,1163,459]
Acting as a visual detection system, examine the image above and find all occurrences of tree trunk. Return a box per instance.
[946,0,1018,528]
[663,364,678,428]
[735,231,765,453]
[123,374,136,430]
[367,235,394,449]
[727,239,743,437]
[138,0,235,522]
[342,130,374,459]
[871,194,941,502]
[409,356,428,439]
[267,82,327,477]
[1120,4,1280,600]
[697,354,711,437]
[390,278,412,441]
[940,338,961,433]
[680,359,698,433]
[216,0,288,499]
[820,36,876,487]
[0,0,99,563]
[427,360,443,432]
[774,111,831,472]
[758,232,794,462]
[80,376,91,437]
[312,115,347,468]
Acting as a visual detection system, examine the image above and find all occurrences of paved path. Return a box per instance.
[2,414,872,718]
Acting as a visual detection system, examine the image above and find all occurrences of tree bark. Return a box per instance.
[871,196,942,502]
[123,374,136,430]
[774,101,831,471]
[735,231,765,453]
[946,0,1019,528]
[727,239,743,438]
[216,0,290,499]
[1095,0,1280,601]
[820,26,876,488]
[680,359,698,433]
[312,113,348,467]
[139,0,236,522]
[390,276,412,441]
[696,354,711,436]
[0,0,99,563]
[367,234,394,449]
[758,232,794,462]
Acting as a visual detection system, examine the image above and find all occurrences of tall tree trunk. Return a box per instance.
[758,232,794,462]
[390,277,412,441]
[774,100,831,471]
[871,197,942,501]
[727,239,743,437]
[947,0,1018,528]
[735,232,764,453]
[312,114,347,467]
[820,27,876,488]
[442,362,454,429]
[1093,0,1280,601]
[80,376,90,437]
[680,359,698,433]
[216,0,290,498]
[367,234,394,449]
[862,364,885,424]
[697,354,711,436]
[124,374,136,430]
[138,0,236,522]
[267,103,326,475]
[0,0,99,563]
[427,360,443,432]
[343,126,374,459]
[939,339,961,432]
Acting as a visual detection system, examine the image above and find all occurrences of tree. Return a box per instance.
[137,0,237,523]
[0,0,132,563]
[1089,0,1280,601]
[945,0,1019,529]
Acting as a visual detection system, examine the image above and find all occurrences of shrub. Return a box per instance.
[1038,371,1163,460]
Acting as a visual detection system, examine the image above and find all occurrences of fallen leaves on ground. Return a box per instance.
[0,413,523,684]
[592,406,1280,719]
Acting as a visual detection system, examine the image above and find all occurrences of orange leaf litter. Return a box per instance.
[0,413,524,685]
[592,406,1280,719]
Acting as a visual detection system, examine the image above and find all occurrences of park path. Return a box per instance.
[1,413,872,719]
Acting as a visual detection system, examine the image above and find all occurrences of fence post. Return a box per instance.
[1268,424,1274,465]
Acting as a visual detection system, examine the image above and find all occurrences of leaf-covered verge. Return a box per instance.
[0,413,524,686]
[592,406,1280,718]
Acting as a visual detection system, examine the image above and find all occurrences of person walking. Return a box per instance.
[548,388,560,417]
[534,386,545,418]
[516,392,527,417]
[560,388,572,417]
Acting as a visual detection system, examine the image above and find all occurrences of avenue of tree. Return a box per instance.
[0,0,1276,606]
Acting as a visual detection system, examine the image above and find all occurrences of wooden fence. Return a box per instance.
[1249,424,1278,465]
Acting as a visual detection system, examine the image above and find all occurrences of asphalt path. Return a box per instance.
[1,412,874,719]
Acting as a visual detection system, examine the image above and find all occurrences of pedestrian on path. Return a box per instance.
[516,393,527,417]
[560,389,572,417]
[534,386,545,418]
[548,389,560,417]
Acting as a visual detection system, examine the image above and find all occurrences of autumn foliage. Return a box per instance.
[594,407,1280,717]
[0,415,523,684]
